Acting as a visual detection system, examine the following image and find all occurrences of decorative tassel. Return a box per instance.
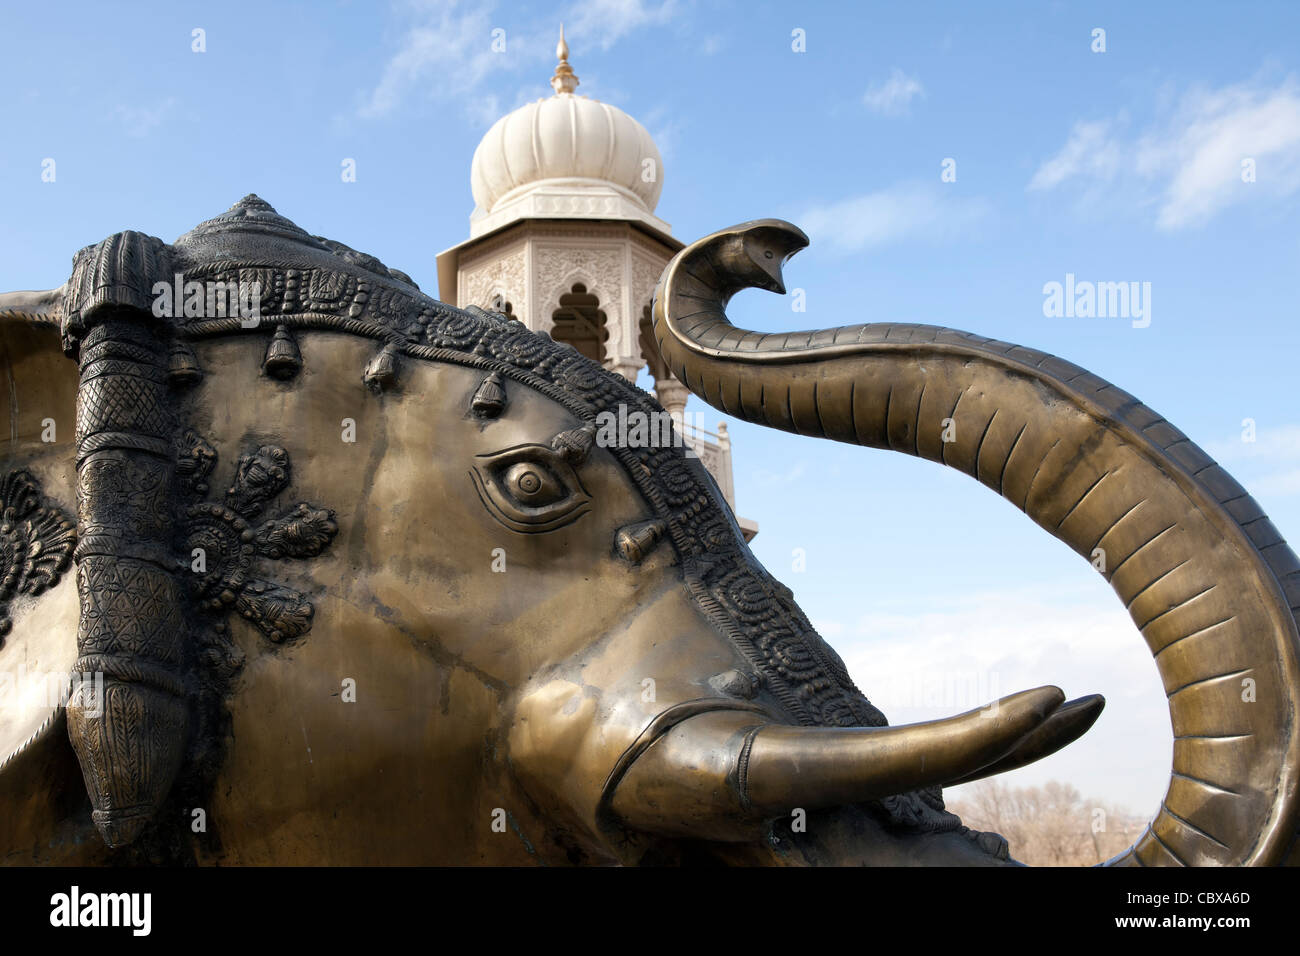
[167,341,202,387]
[551,424,597,464]
[615,519,666,564]
[262,325,303,380]
[363,343,401,393]
[471,372,506,418]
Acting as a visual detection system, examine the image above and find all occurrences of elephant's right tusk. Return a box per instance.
[943,694,1105,787]
[607,686,1065,840]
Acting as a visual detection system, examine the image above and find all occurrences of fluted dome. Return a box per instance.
[471,96,663,212]
[465,30,667,239]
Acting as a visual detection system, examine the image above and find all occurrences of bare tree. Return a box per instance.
[946,779,1145,866]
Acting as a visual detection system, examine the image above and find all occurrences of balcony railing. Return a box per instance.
[679,419,757,541]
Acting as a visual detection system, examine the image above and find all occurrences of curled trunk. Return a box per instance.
[650,219,1300,866]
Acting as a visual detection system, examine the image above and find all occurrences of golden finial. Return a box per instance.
[551,24,579,95]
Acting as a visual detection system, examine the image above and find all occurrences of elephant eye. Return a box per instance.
[502,461,564,506]
[471,444,591,533]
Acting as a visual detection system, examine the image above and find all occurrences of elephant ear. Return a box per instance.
[0,302,81,776]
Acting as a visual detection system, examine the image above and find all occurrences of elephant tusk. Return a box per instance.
[743,686,1066,811]
[607,686,1065,840]
[943,694,1105,787]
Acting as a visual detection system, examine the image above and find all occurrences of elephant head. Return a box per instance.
[0,199,1292,866]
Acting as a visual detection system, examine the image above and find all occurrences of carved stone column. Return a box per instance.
[609,358,644,383]
[653,375,690,424]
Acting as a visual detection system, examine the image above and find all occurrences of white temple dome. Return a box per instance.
[470,97,663,213]
[466,28,668,238]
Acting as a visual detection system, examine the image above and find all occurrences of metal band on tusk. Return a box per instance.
[596,698,769,830]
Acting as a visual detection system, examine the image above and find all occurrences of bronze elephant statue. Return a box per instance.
[0,196,1295,865]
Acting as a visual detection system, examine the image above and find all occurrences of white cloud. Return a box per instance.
[361,0,501,119]
[862,68,925,116]
[1030,76,1300,229]
[360,0,676,121]
[639,105,682,160]
[566,0,677,50]
[1205,422,1300,497]
[111,98,178,138]
[1142,80,1300,228]
[1205,422,1300,462]
[1027,120,1122,191]
[835,582,1171,814]
[752,460,807,487]
[810,617,845,638]
[798,181,990,254]
[1249,469,1300,497]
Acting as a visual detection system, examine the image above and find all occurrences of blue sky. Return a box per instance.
[4,0,1300,814]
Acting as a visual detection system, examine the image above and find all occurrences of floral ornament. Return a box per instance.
[489,326,551,369]
[554,356,609,395]
[655,456,704,508]
[427,312,485,351]
[0,471,76,640]
[179,435,337,644]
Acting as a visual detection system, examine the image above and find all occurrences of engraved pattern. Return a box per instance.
[75,374,172,442]
[62,230,173,352]
[533,243,632,371]
[254,503,338,559]
[225,445,290,518]
[534,244,623,321]
[185,441,338,643]
[67,678,188,847]
[630,249,666,316]
[0,471,76,638]
[462,246,526,319]
[76,455,171,543]
[177,430,217,495]
[76,561,185,668]
[69,317,188,848]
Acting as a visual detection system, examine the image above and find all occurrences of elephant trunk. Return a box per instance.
[649,219,1300,866]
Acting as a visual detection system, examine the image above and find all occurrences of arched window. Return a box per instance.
[550,283,608,364]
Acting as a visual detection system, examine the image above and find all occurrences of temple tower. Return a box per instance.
[437,29,755,538]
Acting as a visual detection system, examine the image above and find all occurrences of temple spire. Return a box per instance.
[551,24,579,94]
